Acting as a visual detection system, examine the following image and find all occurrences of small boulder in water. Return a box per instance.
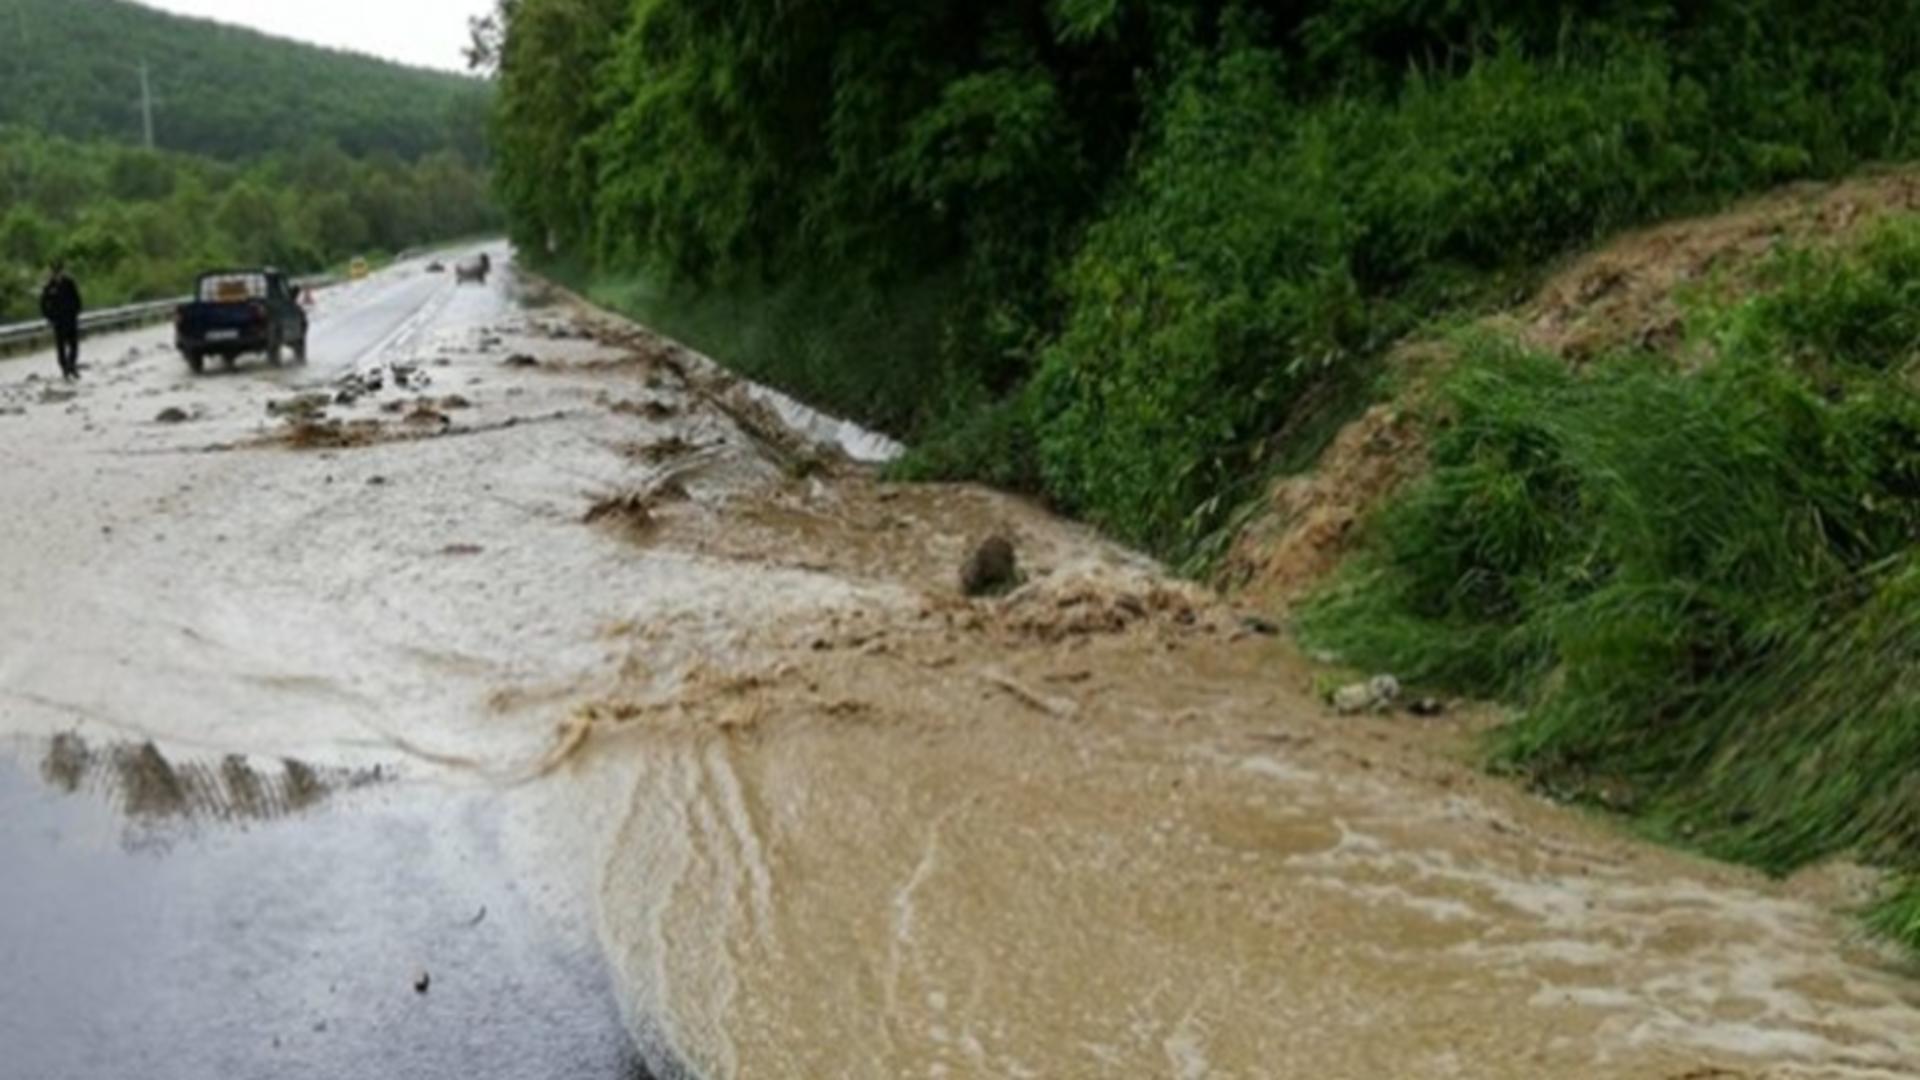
[154,406,190,424]
[960,536,1019,597]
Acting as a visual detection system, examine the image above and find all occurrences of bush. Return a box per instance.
[1301,221,1920,948]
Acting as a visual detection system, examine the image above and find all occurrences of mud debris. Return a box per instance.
[583,491,659,532]
[404,404,451,428]
[985,573,1218,645]
[621,435,704,464]
[280,417,386,450]
[154,406,191,424]
[604,396,677,422]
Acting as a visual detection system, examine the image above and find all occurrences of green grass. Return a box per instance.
[1301,218,1920,949]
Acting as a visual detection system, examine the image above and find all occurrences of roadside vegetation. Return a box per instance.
[0,128,496,323]
[1302,221,1920,948]
[482,0,1920,556]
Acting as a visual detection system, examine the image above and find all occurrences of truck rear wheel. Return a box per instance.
[184,350,204,375]
[293,335,308,365]
[266,332,284,366]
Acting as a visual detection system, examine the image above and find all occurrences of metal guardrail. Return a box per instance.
[0,274,339,358]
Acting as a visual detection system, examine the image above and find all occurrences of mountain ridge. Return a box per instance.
[1,0,489,162]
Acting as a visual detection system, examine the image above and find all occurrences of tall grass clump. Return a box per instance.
[1301,220,1920,947]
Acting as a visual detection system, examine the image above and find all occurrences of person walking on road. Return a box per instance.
[39,262,83,382]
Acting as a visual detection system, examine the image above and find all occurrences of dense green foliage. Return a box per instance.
[2,0,489,161]
[0,126,497,321]
[487,0,1920,555]
[1301,222,1920,946]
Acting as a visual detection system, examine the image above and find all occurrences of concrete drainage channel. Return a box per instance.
[0,736,652,1080]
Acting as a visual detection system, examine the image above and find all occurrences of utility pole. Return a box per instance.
[139,61,155,150]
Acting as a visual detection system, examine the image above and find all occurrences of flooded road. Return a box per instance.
[1,250,1916,1077]
[0,738,639,1079]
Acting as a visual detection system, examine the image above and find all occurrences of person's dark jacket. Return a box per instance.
[40,275,81,329]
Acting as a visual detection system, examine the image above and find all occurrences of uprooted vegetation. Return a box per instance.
[1300,217,1920,949]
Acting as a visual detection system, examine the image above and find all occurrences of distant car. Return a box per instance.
[454,254,491,285]
[349,256,370,280]
[174,269,309,373]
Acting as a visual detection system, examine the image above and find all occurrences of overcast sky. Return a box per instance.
[140,0,494,72]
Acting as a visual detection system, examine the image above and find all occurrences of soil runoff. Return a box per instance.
[0,249,1915,1079]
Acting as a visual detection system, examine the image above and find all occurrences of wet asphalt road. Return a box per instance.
[0,252,648,1078]
[0,744,643,1079]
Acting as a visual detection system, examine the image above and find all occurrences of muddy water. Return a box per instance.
[566,608,1920,1079]
[4,251,1918,1078]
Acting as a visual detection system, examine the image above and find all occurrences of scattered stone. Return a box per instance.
[266,392,331,419]
[439,394,473,410]
[960,536,1019,597]
[413,971,431,995]
[392,361,432,392]
[154,407,190,424]
[367,475,389,487]
[504,353,538,368]
[405,404,450,427]
[1240,614,1282,637]
[1408,697,1447,718]
[441,543,484,557]
[1332,675,1402,715]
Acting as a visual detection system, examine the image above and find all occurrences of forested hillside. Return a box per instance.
[2,0,488,161]
[483,0,1920,555]
[0,127,496,321]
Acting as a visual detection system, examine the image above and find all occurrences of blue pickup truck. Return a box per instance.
[174,269,309,373]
